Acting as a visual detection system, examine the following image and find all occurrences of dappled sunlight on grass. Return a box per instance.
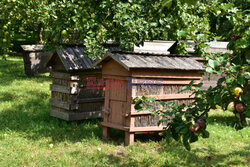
[0,57,249,166]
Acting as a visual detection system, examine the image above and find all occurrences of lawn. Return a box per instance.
[0,56,249,167]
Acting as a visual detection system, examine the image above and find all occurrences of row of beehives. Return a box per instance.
[41,41,231,145]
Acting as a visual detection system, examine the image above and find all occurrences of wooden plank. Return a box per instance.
[50,84,78,94]
[101,122,129,131]
[102,74,130,80]
[132,94,194,100]
[50,98,78,110]
[131,78,200,85]
[50,109,102,121]
[130,111,154,116]
[51,71,80,81]
[132,69,202,79]
[129,126,165,132]
[77,97,105,103]
[101,122,165,132]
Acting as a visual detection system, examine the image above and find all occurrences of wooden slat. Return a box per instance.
[132,94,194,100]
[50,84,78,94]
[101,122,129,131]
[50,109,102,121]
[132,69,202,79]
[77,97,105,103]
[129,126,165,132]
[130,111,153,116]
[131,78,200,85]
[101,122,165,132]
[50,98,78,110]
[51,71,79,81]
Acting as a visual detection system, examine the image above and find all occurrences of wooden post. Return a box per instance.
[102,126,110,139]
[125,131,135,146]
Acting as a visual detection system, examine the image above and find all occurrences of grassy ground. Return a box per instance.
[0,56,249,167]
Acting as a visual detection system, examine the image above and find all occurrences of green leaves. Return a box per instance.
[162,0,172,9]
[208,59,219,69]
[183,132,191,151]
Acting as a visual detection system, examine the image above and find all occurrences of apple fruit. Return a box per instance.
[61,30,67,36]
[227,102,235,112]
[233,87,243,96]
[189,123,200,132]
[196,118,206,128]
[235,103,244,113]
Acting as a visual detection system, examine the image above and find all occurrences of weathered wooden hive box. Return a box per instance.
[21,45,51,76]
[94,51,203,145]
[46,46,104,121]
[168,40,231,90]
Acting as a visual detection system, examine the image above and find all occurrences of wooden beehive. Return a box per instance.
[168,40,231,90]
[46,46,105,121]
[94,51,204,145]
[21,45,51,76]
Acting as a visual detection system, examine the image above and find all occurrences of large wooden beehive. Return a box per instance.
[46,46,105,121]
[94,51,204,145]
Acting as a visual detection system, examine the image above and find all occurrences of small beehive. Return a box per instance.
[94,51,204,145]
[21,45,51,76]
[46,46,105,121]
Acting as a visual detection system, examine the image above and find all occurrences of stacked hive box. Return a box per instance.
[94,51,203,145]
[46,46,105,121]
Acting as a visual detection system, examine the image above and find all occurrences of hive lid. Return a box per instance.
[133,40,175,55]
[94,51,204,71]
[168,40,232,54]
[21,45,44,52]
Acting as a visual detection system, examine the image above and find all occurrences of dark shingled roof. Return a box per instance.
[55,46,100,71]
[94,51,204,71]
[46,44,120,71]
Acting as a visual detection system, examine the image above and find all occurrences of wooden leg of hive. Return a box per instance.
[124,132,134,146]
[102,126,110,139]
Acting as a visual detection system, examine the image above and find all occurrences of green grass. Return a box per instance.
[0,56,249,167]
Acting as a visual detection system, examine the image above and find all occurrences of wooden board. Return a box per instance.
[50,84,78,94]
[50,109,102,121]
[131,78,200,85]
[132,94,194,100]
[51,71,80,81]
[50,98,78,110]
[132,69,202,79]
[77,97,104,103]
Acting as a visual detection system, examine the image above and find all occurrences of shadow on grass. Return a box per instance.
[207,113,237,127]
[0,92,163,146]
[0,56,51,86]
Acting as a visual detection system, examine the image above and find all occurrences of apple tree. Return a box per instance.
[133,0,249,150]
